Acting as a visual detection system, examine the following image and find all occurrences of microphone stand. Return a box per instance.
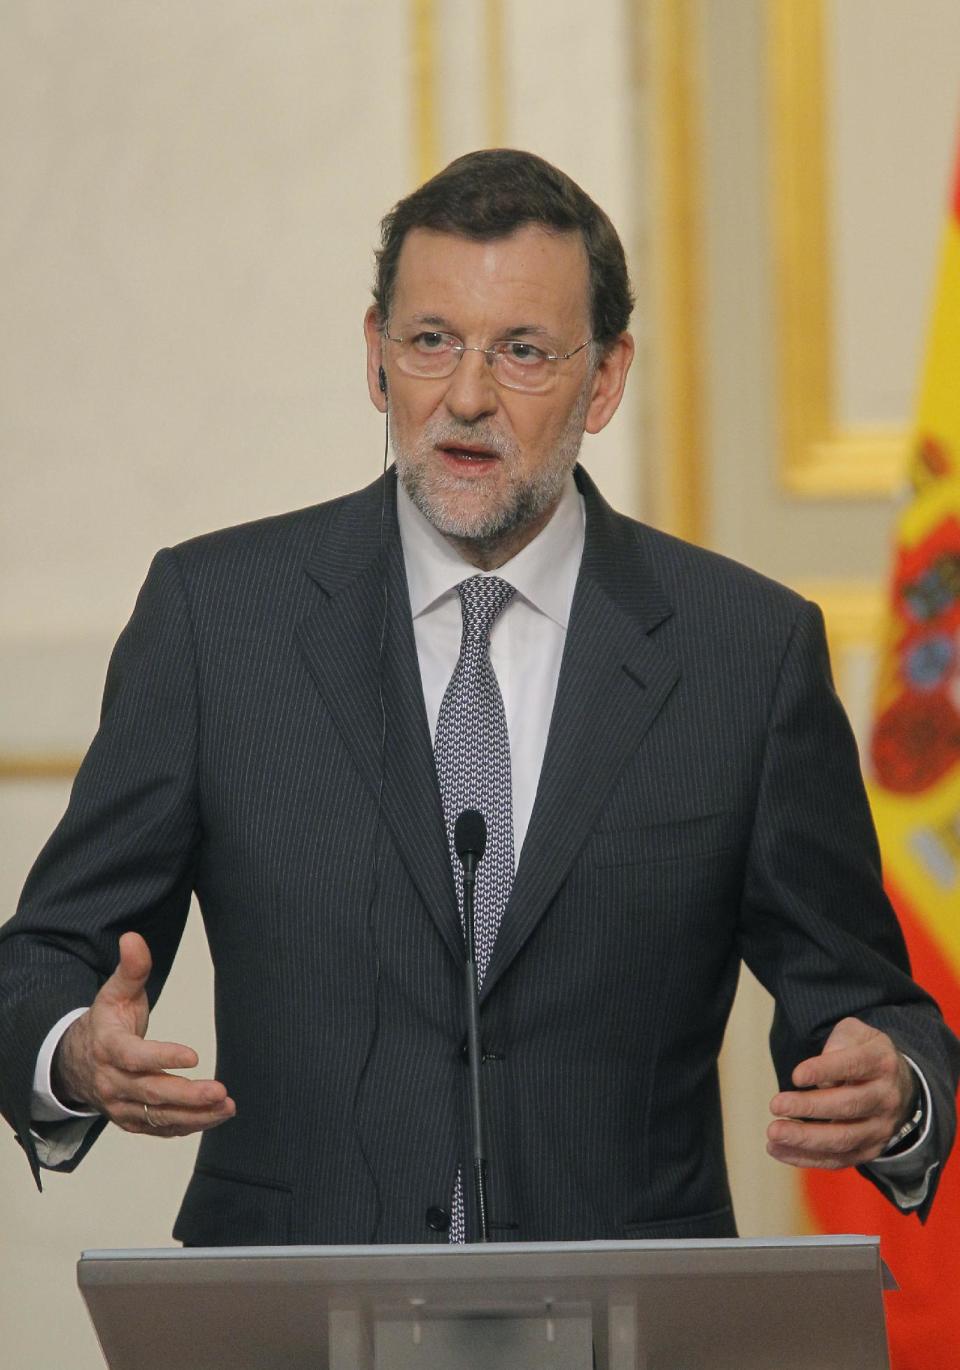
[460,847,489,1242]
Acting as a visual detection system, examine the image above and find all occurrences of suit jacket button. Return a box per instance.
[425,1206,451,1233]
[459,1039,503,1063]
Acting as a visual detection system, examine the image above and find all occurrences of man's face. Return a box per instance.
[364,226,633,564]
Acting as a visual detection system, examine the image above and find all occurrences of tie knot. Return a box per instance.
[457,574,516,640]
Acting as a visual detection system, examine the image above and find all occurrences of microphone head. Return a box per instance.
[454,809,487,866]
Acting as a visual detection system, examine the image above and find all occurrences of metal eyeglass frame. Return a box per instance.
[382,331,593,390]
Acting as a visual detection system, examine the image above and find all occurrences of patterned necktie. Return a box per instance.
[434,574,517,984]
[433,574,516,1243]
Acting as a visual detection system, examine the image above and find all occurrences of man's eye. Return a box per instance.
[502,341,548,365]
[411,331,454,352]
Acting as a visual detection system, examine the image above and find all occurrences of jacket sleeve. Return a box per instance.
[0,548,201,1185]
[737,598,960,1221]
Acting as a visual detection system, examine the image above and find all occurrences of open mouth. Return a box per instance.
[437,444,499,466]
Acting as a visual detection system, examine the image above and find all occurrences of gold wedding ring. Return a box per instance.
[143,1102,162,1129]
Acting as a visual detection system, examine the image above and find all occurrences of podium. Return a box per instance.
[78,1236,893,1369]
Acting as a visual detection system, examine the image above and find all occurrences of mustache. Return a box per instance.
[420,420,516,460]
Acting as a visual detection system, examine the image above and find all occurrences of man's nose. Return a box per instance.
[443,349,499,423]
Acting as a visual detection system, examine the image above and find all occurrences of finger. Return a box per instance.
[97,1034,200,1075]
[99,932,153,1006]
[767,1139,882,1170]
[791,1039,891,1090]
[107,1073,230,1111]
[821,1016,873,1054]
[136,1097,236,1132]
[120,1096,237,1137]
[791,1017,903,1091]
[766,1142,857,1171]
[767,1115,889,1164]
[770,1080,890,1123]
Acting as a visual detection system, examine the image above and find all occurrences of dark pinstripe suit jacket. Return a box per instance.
[1,467,957,1244]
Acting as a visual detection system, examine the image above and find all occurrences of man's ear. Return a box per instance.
[584,333,635,435]
[364,306,388,414]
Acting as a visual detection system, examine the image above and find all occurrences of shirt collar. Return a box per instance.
[397,471,585,630]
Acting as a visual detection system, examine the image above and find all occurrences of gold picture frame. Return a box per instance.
[769,0,908,498]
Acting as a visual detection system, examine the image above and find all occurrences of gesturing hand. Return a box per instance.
[767,1017,916,1169]
[53,931,236,1137]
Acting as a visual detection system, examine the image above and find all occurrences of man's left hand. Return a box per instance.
[767,1017,916,1169]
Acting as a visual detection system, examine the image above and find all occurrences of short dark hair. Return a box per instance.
[373,148,634,349]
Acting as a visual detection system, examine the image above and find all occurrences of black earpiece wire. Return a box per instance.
[351,378,391,1239]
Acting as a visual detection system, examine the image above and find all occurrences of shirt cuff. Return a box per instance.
[31,1007,99,1122]
[863,1055,936,1209]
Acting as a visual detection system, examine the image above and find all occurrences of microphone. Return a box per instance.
[454,808,486,879]
[454,808,489,1242]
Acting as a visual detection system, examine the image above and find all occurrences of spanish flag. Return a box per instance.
[803,136,960,1368]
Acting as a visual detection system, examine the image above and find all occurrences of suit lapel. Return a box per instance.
[295,476,462,965]
[294,469,681,989]
[481,472,680,998]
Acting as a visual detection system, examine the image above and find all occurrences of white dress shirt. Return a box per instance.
[30,473,934,1204]
[397,472,585,860]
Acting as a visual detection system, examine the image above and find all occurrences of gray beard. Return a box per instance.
[391,389,588,555]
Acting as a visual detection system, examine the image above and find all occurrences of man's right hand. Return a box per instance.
[52,931,236,1137]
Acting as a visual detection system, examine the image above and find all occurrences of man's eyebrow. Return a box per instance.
[409,314,454,329]
[501,324,550,338]
[406,315,553,339]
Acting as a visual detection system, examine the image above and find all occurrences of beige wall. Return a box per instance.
[2,2,958,1364]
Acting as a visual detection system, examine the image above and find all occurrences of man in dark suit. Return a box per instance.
[1,150,957,1244]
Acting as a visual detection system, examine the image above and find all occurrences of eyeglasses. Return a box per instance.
[383,330,593,394]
